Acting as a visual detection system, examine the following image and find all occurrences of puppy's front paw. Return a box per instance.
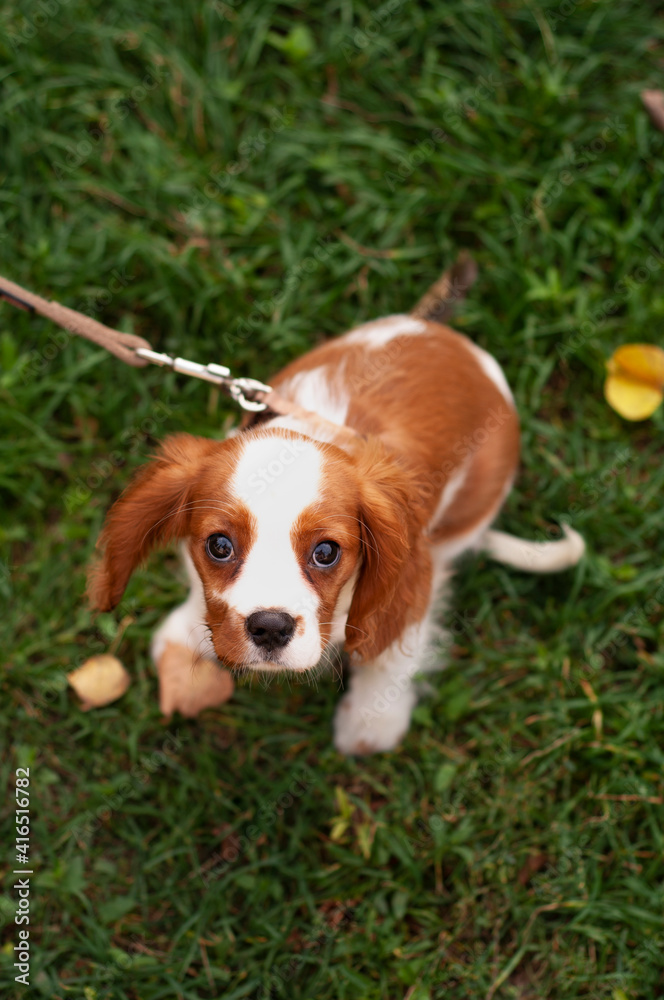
[333,688,416,756]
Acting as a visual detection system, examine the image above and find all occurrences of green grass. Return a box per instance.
[1,1,664,997]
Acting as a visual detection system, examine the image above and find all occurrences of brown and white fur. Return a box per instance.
[89,313,584,754]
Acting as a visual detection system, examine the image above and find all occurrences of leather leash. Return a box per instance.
[0,272,358,441]
[0,251,476,444]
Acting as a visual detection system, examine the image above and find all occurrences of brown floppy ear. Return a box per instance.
[345,441,432,662]
[87,433,219,611]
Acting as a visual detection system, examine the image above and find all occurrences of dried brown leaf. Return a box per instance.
[158,641,234,718]
[641,90,664,132]
[67,654,131,710]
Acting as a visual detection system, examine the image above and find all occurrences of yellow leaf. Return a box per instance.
[605,343,664,420]
[604,374,663,421]
[608,343,664,384]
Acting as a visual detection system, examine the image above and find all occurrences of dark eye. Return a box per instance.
[206,534,234,563]
[311,540,341,568]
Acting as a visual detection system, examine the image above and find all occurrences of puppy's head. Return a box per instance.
[89,429,431,671]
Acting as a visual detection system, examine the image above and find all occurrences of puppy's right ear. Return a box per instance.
[87,434,219,612]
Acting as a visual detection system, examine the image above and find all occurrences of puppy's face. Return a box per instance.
[89,429,431,671]
[186,434,362,671]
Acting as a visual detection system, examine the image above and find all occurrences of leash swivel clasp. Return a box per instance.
[226,376,273,412]
[135,348,272,412]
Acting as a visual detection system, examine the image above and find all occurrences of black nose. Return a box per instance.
[246,610,296,650]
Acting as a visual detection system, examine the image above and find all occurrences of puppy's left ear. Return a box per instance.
[345,441,432,662]
[87,434,219,612]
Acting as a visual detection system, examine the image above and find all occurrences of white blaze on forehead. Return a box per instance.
[232,433,323,515]
[224,434,324,668]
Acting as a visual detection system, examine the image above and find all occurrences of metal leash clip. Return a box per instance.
[135,348,272,412]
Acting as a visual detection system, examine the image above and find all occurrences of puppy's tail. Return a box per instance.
[411,250,478,324]
[482,524,585,573]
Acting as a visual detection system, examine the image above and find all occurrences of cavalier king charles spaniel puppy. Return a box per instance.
[89,288,584,754]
